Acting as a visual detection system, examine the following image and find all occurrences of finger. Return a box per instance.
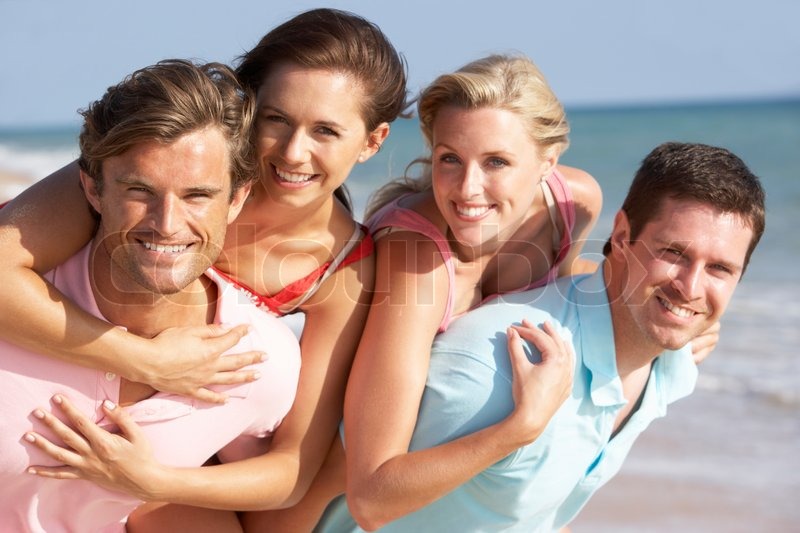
[206,370,262,386]
[30,405,90,453]
[188,387,229,405]
[201,323,250,342]
[540,321,570,361]
[99,400,146,445]
[23,431,83,468]
[192,328,253,364]
[26,464,82,480]
[512,323,557,360]
[213,351,267,373]
[506,327,528,379]
[51,395,115,446]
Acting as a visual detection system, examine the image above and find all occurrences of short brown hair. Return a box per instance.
[604,142,766,272]
[78,59,256,197]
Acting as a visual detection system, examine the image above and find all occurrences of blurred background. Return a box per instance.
[2,1,798,530]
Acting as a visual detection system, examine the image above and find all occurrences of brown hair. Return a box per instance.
[603,142,766,272]
[236,8,408,211]
[78,59,256,198]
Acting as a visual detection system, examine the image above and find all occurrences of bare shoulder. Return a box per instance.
[557,164,602,224]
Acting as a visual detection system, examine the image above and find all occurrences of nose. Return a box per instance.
[281,129,311,165]
[459,163,483,197]
[670,262,704,301]
[150,195,183,237]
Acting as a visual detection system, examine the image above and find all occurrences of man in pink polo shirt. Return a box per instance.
[0,60,301,532]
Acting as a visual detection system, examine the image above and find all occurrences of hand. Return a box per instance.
[135,324,266,404]
[24,394,161,501]
[505,319,574,444]
[691,321,720,364]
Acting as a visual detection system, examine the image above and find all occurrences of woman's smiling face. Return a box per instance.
[254,63,378,209]
[430,105,556,255]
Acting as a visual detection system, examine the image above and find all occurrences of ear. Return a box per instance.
[358,122,391,163]
[227,182,251,224]
[538,146,560,178]
[79,169,103,214]
[609,209,631,259]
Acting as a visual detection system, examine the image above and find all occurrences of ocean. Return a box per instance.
[1,100,798,530]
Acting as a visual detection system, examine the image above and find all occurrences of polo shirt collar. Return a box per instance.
[573,264,626,408]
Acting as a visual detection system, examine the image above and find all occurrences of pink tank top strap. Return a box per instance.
[367,196,456,332]
[478,168,578,308]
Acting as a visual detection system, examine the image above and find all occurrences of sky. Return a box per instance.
[1,0,798,128]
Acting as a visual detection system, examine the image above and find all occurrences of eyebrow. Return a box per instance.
[258,103,349,132]
[114,176,225,196]
[652,237,743,273]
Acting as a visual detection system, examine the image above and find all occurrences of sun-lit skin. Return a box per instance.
[252,63,381,211]
[430,105,557,261]
[82,128,247,302]
[609,198,754,360]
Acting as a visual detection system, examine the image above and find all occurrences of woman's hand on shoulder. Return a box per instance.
[25,394,162,501]
[505,319,574,445]
[135,324,266,404]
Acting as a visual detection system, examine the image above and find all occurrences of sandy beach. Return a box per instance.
[572,386,798,532]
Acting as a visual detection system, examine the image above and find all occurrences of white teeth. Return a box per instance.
[143,242,188,253]
[456,205,490,218]
[275,168,314,183]
[658,297,694,318]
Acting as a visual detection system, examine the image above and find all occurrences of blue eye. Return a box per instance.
[318,126,339,137]
[487,157,509,168]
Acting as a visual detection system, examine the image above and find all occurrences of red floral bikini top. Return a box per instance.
[212,223,374,316]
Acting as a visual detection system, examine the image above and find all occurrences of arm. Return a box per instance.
[344,237,573,529]
[0,162,265,402]
[554,165,603,276]
[26,255,374,511]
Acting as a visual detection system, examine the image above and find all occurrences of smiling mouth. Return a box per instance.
[142,241,189,253]
[454,204,493,218]
[275,166,316,184]
[657,296,698,318]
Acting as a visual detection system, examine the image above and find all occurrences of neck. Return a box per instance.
[244,181,341,237]
[603,259,663,377]
[89,240,216,338]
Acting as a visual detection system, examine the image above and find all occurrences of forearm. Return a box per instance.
[347,412,540,529]
[0,264,150,378]
[144,451,302,511]
[0,161,144,374]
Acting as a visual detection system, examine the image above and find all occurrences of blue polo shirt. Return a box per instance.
[317,266,697,532]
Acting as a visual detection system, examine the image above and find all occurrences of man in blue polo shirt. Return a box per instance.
[317,142,765,532]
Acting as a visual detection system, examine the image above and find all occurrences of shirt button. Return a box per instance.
[105,372,116,381]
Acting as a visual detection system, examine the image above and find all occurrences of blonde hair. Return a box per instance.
[366,54,569,220]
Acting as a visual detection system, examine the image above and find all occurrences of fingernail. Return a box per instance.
[32,409,45,420]
[258,352,267,362]
[24,433,35,443]
[252,371,261,380]
[103,400,117,411]
[27,467,37,475]
[52,394,63,404]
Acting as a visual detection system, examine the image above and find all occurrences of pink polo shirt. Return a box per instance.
[0,244,301,532]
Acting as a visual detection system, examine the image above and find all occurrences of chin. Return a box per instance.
[652,331,696,351]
